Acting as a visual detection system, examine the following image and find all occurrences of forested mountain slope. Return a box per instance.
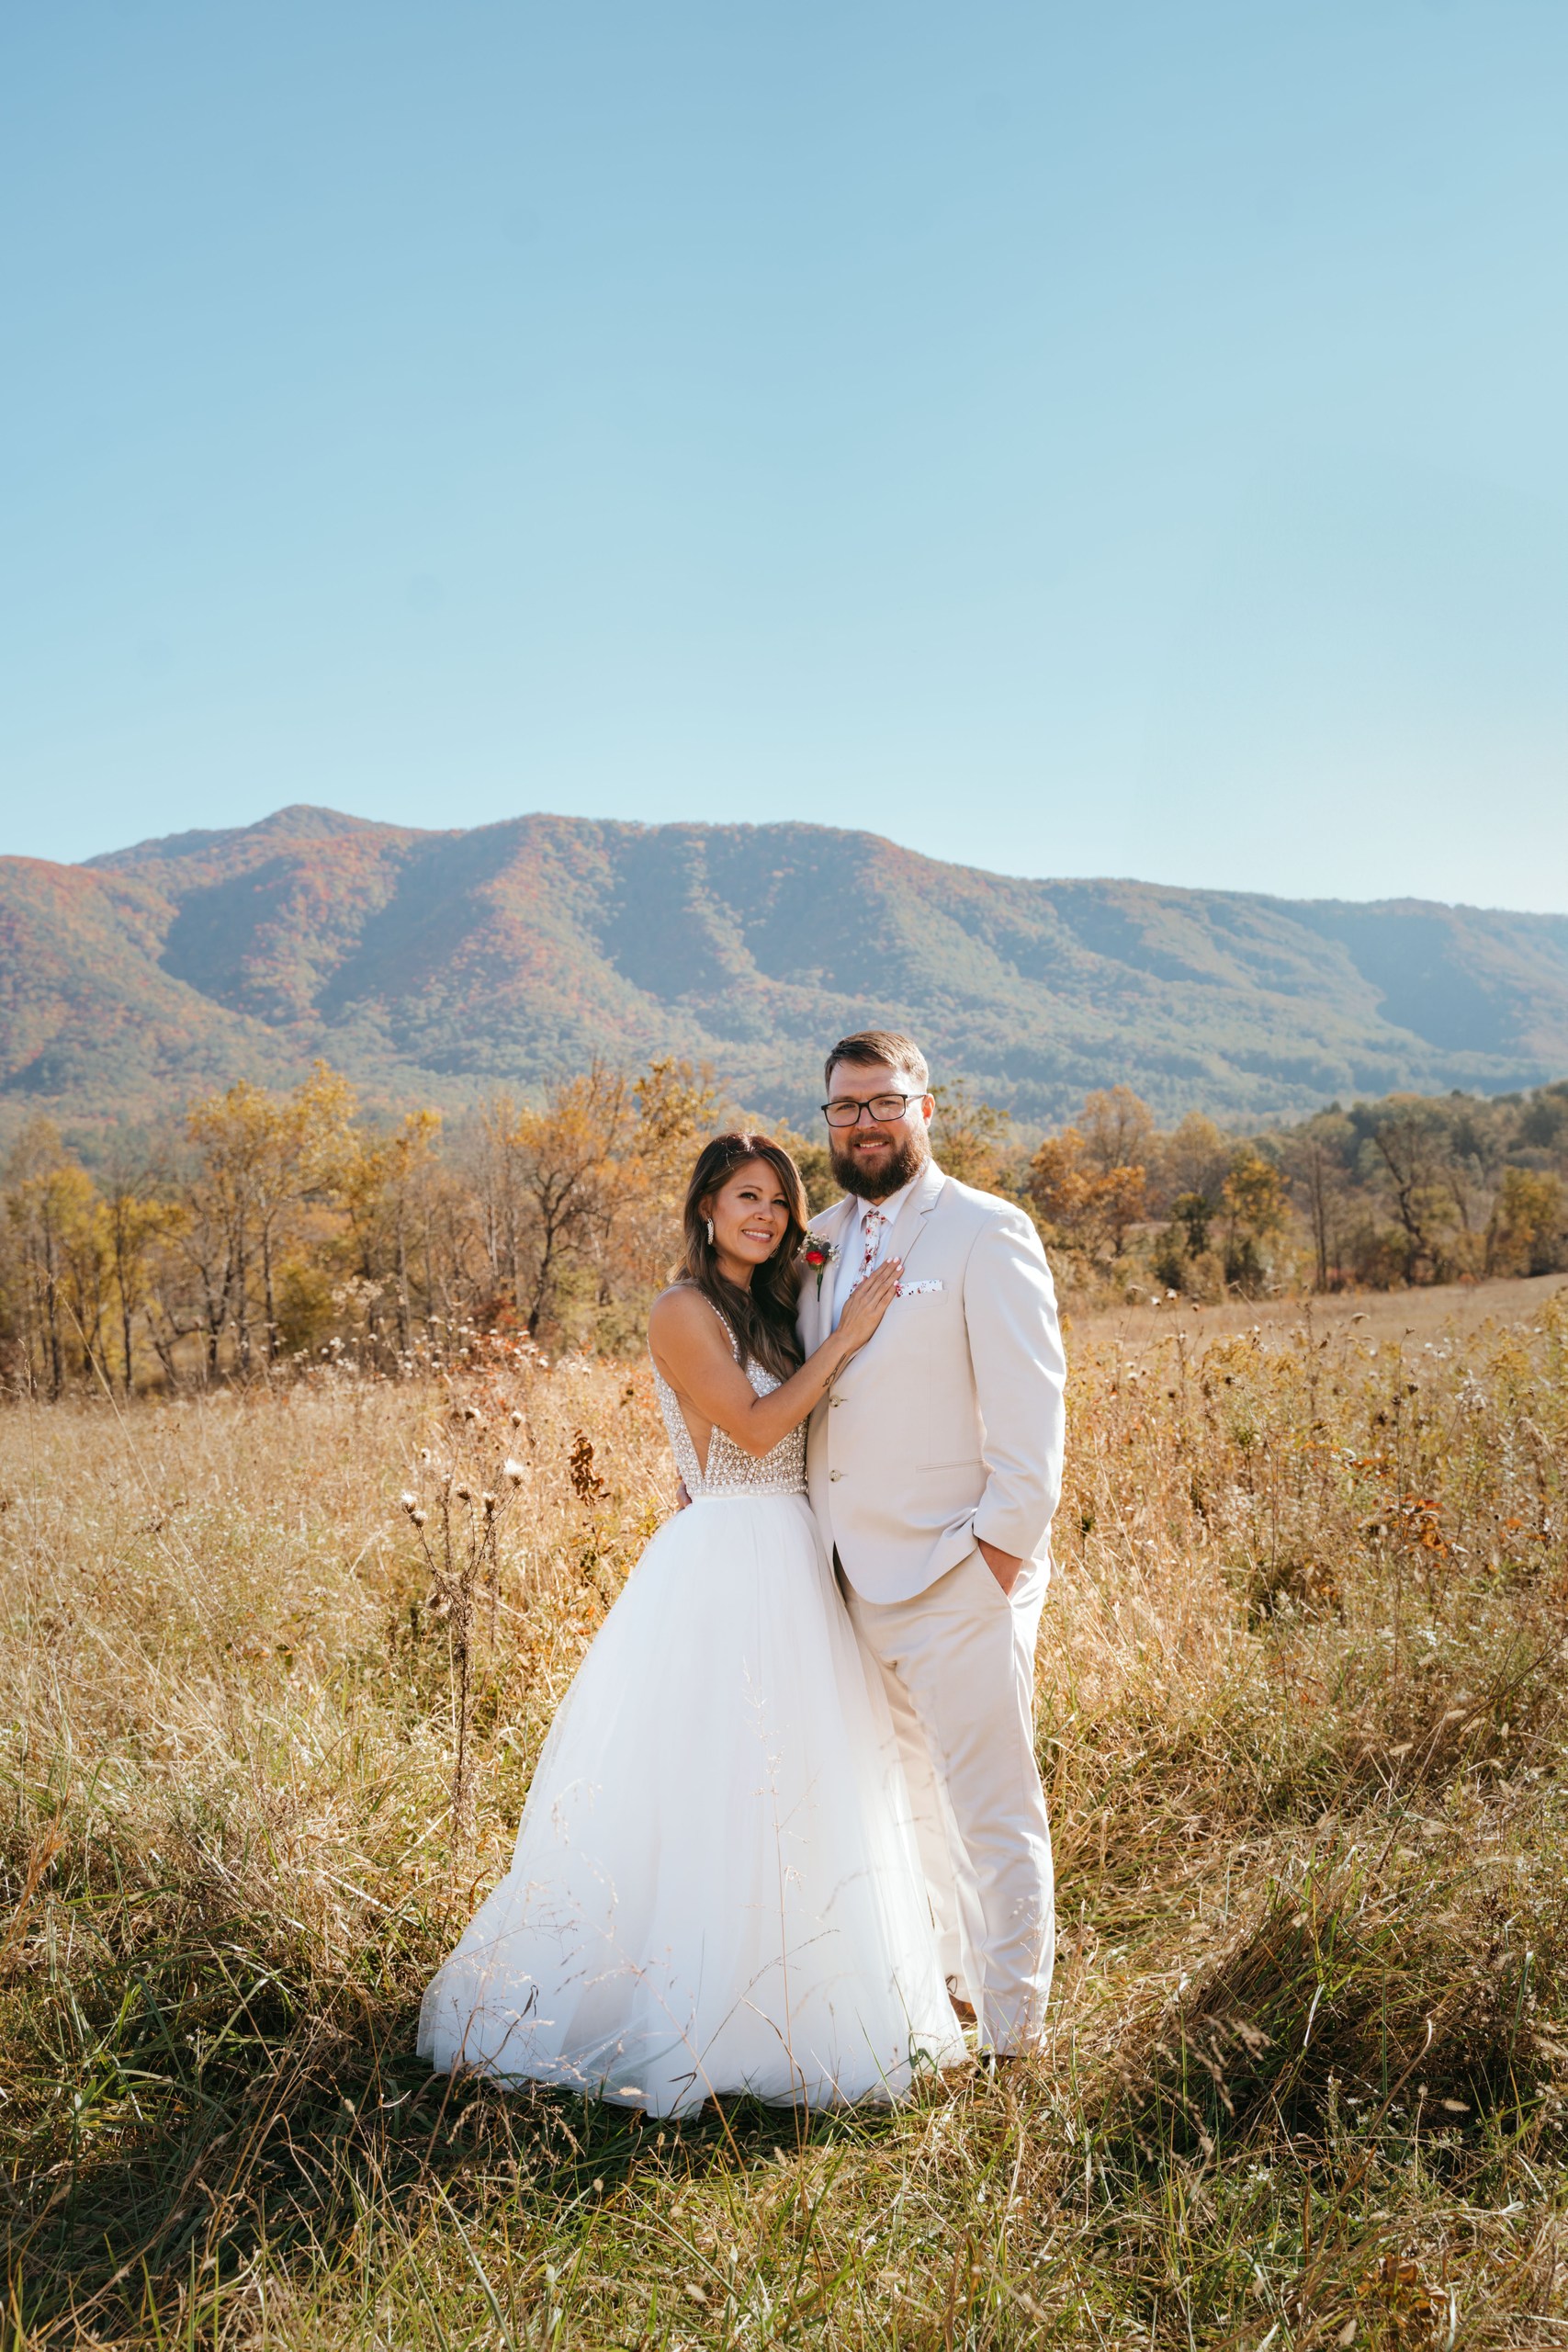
[2,804,1564,1129]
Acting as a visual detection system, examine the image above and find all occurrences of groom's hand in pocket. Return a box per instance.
[977,1538,1023,1597]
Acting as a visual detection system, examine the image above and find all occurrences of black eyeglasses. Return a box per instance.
[821,1091,925,1128]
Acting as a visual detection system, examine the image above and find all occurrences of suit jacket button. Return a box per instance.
[829,1469,842,1481]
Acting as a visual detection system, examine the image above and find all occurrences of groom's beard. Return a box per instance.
[829,1125,930,1204]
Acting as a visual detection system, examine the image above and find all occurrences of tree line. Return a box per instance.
[3,1062,1566,1395]
[1001,1080,1568,1300]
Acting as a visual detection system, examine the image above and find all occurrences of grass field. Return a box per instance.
[4,1275,1568,2348]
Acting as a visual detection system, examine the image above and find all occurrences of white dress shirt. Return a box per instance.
[829,1179,916,1331]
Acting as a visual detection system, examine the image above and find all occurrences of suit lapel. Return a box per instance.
[804,1193,855,1351]
[825,1164,945,1393]
[884,1160,946,1274]
[803,1166,944,1351]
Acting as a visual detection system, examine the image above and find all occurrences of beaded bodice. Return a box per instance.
[652,1306,807,1499]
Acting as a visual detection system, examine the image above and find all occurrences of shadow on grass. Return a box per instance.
[1100,1832,1562,2177]
[3,1922,913,2346]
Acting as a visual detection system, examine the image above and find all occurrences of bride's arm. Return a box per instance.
[648,1266,901,1459]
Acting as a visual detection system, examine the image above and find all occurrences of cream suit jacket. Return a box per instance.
[797,1162,1066,1605]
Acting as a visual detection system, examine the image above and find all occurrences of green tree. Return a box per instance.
[1219,1147,1288,1295]
[1356,1096,1462,1284]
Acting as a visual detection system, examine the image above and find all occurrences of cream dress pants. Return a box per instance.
[840,1546,1054,2052]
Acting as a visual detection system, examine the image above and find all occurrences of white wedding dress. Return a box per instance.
[418,1308,964,2113]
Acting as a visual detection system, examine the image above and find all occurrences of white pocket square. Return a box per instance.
[897,1278,944,1296]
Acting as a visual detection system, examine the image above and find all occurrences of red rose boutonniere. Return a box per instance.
[802,1236,840,1298]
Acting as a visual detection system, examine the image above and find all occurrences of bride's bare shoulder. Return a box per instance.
[649,1284,720,1346]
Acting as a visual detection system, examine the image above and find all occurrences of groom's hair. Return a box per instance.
[823,1030,930,1093]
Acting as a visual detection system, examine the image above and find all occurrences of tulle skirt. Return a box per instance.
[418,1491,964,2113]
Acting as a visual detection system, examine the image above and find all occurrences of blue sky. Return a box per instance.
[2,1,1565,909]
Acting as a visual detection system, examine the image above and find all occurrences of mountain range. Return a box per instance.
[2,804,1566,1136]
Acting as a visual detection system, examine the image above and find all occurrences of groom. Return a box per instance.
[798,1030,1066,2056]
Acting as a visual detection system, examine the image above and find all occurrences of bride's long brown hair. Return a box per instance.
[680,1135,807,1383]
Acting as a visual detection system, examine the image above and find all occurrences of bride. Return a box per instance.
[418,1132,964,2113]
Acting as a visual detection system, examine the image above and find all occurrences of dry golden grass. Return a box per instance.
[3,1280,1567,2349]
[1069,1268,1568,1355]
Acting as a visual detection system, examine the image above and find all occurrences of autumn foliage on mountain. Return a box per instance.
[4,805,1568,1140]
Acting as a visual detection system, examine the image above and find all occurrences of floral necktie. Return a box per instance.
[859,1204,886,1280]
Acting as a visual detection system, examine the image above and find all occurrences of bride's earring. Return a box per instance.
[705,1216,715,1246]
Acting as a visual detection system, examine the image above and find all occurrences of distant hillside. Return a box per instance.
[1,805,1565,1135]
